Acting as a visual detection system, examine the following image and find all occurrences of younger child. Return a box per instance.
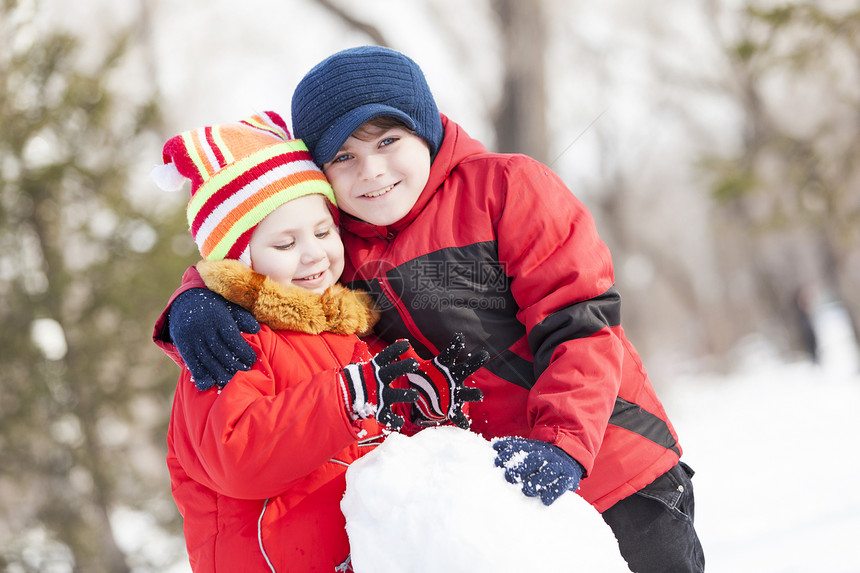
[155,111,483,572]
[159,48,704,572]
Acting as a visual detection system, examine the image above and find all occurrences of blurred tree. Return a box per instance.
[314,0,388,45]
[702,1,860,360]
[0,0,193,570]
[492,0,549,162]
[313,0,550,161]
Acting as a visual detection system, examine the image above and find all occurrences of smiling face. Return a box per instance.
[322,123,431,227]
[248,194,344,294]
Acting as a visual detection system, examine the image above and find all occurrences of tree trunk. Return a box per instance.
[492,0,549,162]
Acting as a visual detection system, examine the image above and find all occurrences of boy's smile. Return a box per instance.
[363,183,396,198]
[323,126,431,227]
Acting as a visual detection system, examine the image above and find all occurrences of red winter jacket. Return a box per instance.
[155,117,682,513]
[166,259,383,572]
[338,116,682,512]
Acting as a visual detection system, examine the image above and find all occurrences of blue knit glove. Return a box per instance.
[493,437,584,506]
[168,288,260,391]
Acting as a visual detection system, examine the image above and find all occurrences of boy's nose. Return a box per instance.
[358,154,385,180]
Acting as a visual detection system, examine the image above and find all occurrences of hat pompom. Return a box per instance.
[150,161,187,192]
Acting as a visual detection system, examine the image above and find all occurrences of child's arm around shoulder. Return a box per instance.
[153,265,260,389]
[152,265,205,364]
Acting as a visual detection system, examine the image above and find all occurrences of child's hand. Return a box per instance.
[492,437,584,506]
[405,333,487,429]
[340,340,419,430]
[169,288,260,390]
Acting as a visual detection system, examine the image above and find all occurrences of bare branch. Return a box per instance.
[312,0,389,46]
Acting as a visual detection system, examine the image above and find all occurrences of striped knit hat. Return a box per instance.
[153,111,336,265]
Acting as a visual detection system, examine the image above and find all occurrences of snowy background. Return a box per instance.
[662,302,860,573]
[14,1,859,570]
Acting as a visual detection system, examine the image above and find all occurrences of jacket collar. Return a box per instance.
[196,259,377,335]
[340,114,489,240]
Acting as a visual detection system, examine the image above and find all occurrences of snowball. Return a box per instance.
[342,426,628,572]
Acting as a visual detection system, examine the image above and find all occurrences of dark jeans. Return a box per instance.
[601,461,705,573]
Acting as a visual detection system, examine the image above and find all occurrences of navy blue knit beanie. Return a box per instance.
[291,46,444,166]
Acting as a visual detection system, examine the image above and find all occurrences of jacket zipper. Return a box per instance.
[377,273,439,355]
[258,498,276,572]
[330,434,386,466]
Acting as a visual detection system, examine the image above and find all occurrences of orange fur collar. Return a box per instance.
[196,259,378,336]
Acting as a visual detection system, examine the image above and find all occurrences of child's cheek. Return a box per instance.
[332,186,359,215]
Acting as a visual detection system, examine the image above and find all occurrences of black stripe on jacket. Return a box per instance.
[529,286,679,454]
[611,397,680,455]
[347,241,534,389]
[528,285,623,377]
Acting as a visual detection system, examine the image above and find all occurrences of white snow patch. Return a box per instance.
[664,360,860,573]
[342,426,628,572]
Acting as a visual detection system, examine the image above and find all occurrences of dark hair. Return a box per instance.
[352,116,414,141]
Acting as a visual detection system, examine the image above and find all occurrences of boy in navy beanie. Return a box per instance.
[157,46,704,572]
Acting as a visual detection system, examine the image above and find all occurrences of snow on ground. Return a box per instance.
[660,302,860,573]
[664,361,860,573]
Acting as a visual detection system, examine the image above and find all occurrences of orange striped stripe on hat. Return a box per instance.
[153,111,336,265]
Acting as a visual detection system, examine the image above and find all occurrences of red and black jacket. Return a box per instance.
[338,115,682,512]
